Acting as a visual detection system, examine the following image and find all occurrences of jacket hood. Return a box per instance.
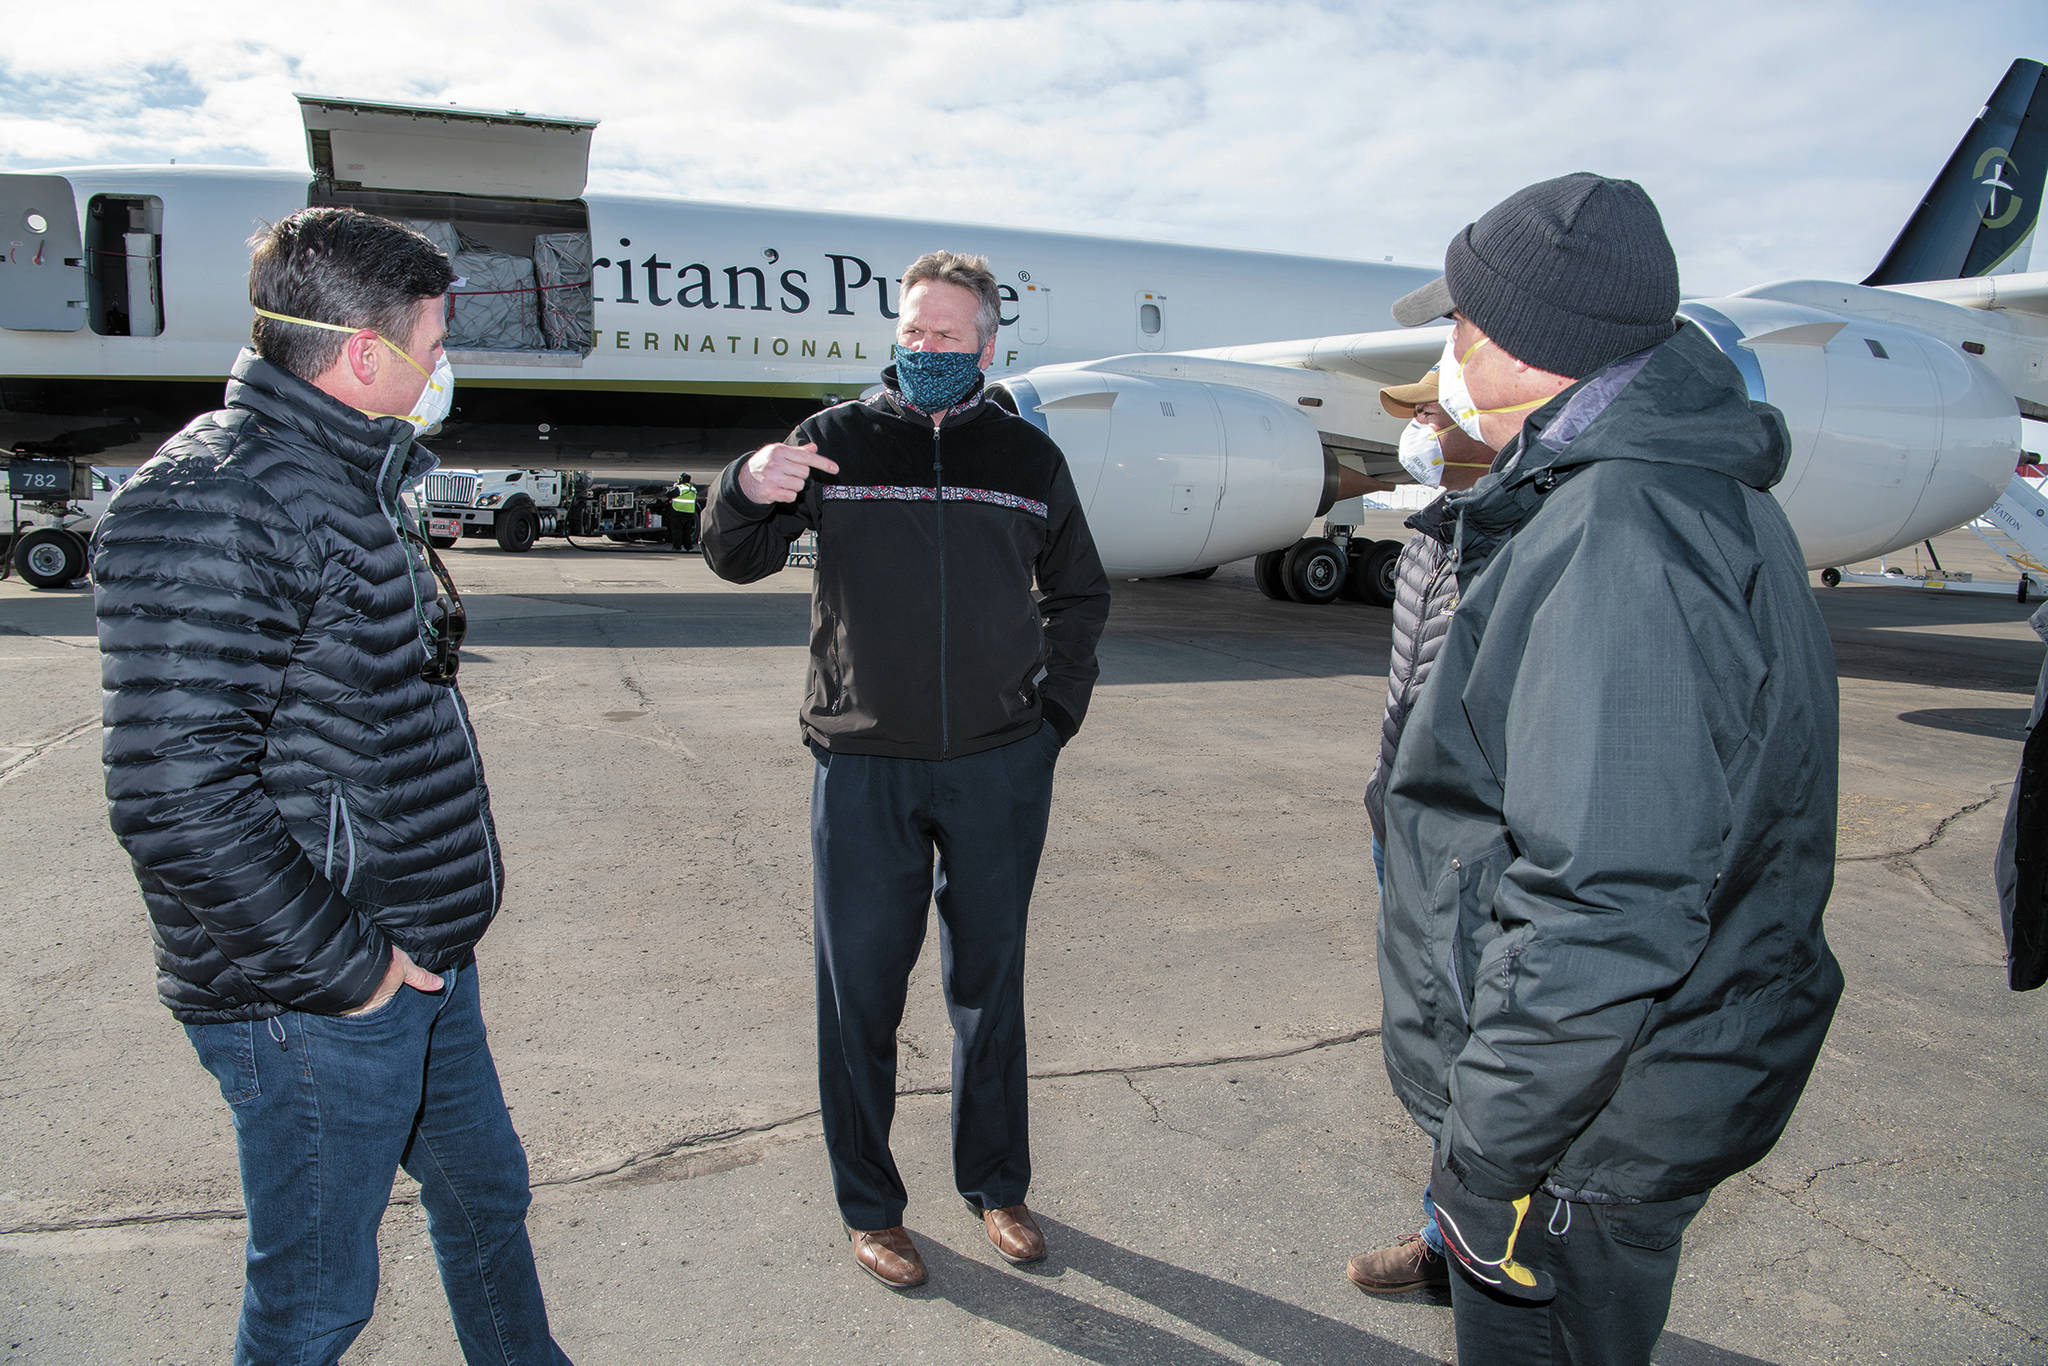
[1499,322,1789,493]
[224,348,433,496]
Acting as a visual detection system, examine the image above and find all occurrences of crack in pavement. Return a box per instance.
[0,1026,1380,1237]
[1770,1152,1924,1194]
[0,716,99,785]
[1743,1169,2043,1344]
[1841,790,2002,865]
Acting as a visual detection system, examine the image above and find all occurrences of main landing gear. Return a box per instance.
[1254,535,1402,607]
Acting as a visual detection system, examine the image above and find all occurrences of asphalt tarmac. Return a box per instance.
[2,512,2043,1365]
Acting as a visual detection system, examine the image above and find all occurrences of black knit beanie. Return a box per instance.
[1392,173,1679,378]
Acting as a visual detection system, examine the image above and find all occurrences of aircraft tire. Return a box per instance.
[495,504,540,553]
[15,527,87,589]
[1282,537,1347,605]
[1353,539,1402,608]
[1820,567,1842,588]
[1175,565,1218,580]
[1253,549,1291,601]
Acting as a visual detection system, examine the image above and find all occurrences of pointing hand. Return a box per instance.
[739,442,839,505]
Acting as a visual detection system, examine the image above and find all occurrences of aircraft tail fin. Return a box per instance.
[1864,58,2048,285]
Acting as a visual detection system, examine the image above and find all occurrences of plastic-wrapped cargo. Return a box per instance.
[533,232,594,351]
[448,249,546,350]
[398,218,462,261]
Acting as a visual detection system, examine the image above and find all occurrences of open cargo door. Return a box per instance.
[297,94,595,200]
[298,95,598,357]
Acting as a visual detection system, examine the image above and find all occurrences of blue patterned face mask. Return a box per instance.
[891,345,984,411]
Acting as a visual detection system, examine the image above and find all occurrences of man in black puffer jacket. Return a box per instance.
[93,208,568,1365]
[703,250,1109,1291]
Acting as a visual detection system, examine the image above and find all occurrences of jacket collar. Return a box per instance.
[1440,322,1789,578]
[223,348,435,500]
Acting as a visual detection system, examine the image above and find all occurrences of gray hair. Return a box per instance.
[901,250,1002,349]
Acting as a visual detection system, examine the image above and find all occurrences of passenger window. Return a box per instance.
[1140,303,1161,335]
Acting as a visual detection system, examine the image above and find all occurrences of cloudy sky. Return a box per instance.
[4,1,2046,297]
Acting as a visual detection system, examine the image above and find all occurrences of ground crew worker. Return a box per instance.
[670,474,699,549]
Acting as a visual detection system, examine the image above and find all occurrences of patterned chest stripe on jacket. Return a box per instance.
[822,485,1049,519]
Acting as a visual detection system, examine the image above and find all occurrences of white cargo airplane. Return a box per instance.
[3,61,2046,600]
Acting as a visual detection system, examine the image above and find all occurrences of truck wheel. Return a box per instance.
[15,527,87,589]
[1253,549,1290,601]
[1351,539,1402,608]
[495,506,539,553]
[1283,537,1347,605]
[428,533,458,550]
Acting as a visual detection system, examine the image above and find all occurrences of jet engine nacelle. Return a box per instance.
[994,369,1328,578]
[1680,298,2022,568]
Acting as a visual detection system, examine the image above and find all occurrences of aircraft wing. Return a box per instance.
[1048,325,1452,473]
[1172,326,1451,389]
[1878,267,2048,316]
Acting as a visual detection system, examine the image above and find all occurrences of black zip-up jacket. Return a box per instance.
[701,377,1110,758]
[93,350,504,1024]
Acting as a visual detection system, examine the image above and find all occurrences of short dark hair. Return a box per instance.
[247,208,455,381]
[901,250,1002,349]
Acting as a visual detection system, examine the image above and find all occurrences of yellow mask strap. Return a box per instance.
[1453,333,1555,419]
[253,307,432,379]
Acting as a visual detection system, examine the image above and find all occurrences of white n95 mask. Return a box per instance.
[1398,418,1445,486]
[1437,332,1546,445]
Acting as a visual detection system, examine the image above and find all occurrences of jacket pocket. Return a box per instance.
[185,1019,261,1107]
[1599,1190,1710,1251]
[1429,835,1514,1029]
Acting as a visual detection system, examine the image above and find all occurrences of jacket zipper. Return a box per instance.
[933,423,950,756]
[378,439,502,912]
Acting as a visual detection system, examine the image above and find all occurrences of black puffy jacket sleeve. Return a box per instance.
[93,460,390,1015]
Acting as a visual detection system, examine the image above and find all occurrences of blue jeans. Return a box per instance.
[186,960,569,1366]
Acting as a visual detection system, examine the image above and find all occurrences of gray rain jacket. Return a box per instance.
[1378,322,1844,1206]
[93,351,504,1024]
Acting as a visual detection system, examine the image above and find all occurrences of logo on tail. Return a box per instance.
[1866,58,2048,284]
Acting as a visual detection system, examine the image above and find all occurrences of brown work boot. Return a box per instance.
[981,1203,1046,1264]
[1346,1232,1449,1294]
[849,1226,927,1289]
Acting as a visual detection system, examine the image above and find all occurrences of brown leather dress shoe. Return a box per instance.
[1346,1232,1449,1294]
[849,1226,927,1289]
[982,1203,1046,1263]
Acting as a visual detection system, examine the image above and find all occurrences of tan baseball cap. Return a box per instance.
[1379,370,1440,419]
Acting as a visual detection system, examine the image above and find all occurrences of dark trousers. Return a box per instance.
[185,961,569,1366]
[1450,1187,1710,1366]
[810,723,1061,1230]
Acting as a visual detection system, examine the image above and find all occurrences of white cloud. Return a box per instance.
[3,0,2046,293]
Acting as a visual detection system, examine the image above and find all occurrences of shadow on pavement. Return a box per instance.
[914,1216,1781,1366]
[921,1216,1440,1366]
